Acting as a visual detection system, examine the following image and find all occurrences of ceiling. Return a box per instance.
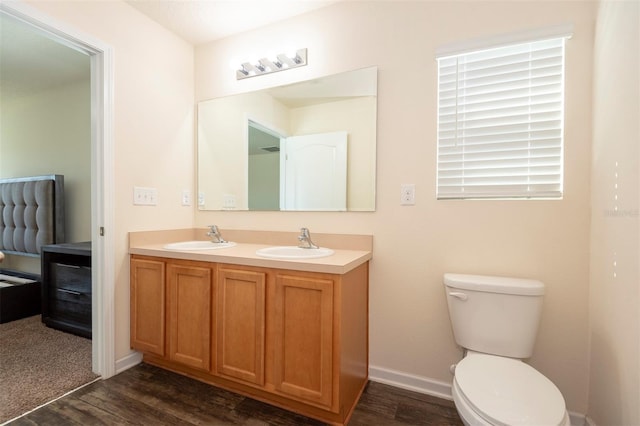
[0,14,90,99]
[1,1,339,99]
[124,0,339,45]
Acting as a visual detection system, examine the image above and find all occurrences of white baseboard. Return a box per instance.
[115,351,143,374]
[369,364,454,400]
[369,364,588,426]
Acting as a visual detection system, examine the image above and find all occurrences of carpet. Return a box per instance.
[0,315,99,423]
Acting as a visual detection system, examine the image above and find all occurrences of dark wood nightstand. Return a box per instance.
[41,242,92,338]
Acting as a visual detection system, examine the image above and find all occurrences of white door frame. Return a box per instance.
[1,2,116,378]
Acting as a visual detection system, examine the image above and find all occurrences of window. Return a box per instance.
[436,36,568,199]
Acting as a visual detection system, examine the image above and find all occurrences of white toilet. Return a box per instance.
[444,273,570,426]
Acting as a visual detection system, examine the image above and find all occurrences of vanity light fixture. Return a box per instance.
[236,48,307,80]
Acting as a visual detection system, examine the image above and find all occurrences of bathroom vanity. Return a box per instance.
[129,229,371,425]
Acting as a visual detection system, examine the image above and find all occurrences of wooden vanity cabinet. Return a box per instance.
[215,265,266,386]
[130,257,166,356]
[269,265,369,418]
[272,272,335,409]
[130,254,369,425]
[167,261,213,371]
[131,256,214,369]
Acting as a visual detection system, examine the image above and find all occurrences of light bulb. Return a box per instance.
[284,47,298,60]
[228,57,241,71]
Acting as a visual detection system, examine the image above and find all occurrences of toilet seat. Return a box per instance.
[454,353,567,426]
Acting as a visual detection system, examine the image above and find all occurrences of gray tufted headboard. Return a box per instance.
[0,175,65,257]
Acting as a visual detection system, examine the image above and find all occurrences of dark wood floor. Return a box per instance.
[8,363,463,425]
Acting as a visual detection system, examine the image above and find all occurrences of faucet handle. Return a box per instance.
[298,227,318,249]
[206,225,227,243]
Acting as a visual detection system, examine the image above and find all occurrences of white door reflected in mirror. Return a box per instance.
[281,131,347,211]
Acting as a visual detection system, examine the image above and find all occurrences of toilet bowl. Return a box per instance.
[452,352,570,426]
[443,274,570,426]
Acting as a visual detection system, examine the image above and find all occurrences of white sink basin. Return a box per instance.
[163,241,237,251]
[255,246,334,259]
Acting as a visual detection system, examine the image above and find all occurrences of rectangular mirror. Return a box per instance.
[197,66,377,211]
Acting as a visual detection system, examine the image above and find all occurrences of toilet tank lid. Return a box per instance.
[444,273,544,296]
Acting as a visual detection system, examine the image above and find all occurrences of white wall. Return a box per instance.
[0,78,91,273]
[195,1,595,413]
[589,0,640,424]
[23,0,195,359]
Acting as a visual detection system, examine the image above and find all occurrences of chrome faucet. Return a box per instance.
[298,227,319,249]
[206,225,227,243]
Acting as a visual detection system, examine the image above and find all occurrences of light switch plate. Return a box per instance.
[133,186,157,206]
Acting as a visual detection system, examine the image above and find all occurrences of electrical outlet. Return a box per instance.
[181,190,192,206]
[198,192,206,206]
[400,184,415,205]
[222,194,236,210]
[133,186,158,206]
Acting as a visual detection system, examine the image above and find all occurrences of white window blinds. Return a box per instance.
[436,37,567,199]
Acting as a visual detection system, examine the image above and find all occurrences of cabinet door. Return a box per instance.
[167,263,212,371]
[273,273,334,409]
[216,267,266,386]
[130,257,166,356]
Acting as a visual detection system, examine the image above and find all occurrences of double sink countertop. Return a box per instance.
[129,228,373,275]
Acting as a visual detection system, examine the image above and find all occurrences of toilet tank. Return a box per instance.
[444,273,545,359]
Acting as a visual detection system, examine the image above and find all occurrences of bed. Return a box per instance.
[0,175,65,323]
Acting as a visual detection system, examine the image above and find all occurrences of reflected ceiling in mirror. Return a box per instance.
[197,66,377,211]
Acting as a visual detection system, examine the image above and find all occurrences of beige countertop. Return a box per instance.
[129,229,372,275]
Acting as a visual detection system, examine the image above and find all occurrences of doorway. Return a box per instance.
[247,120,284,210]
[0,2,115,378]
